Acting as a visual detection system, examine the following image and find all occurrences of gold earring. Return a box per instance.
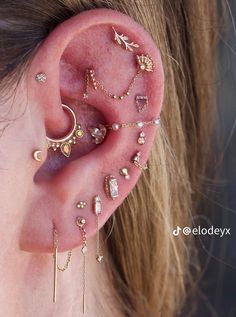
[93,196,103,263]
[46,104,84,158]
[33,150,42,162]
[76,217,87,315]
[104,175,119,200]
[53,229,73,303]
[35,73,47,83]
[120,167,130,180]
[136,95,148,113]
[132,152,148,171]
[112,26,139,52]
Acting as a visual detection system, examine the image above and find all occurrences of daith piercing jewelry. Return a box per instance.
[93,196,103,263]
[83,54,154,101]
[132,152,148,171]
[33,150,42,162]
[76,201,87,209]
[136,95,148,113]
[76,217,87,315]
[46,104,84,158]
[104,175,119,200]
[35,73,47,83]
[120,167,130,180]
[112,27,139,52]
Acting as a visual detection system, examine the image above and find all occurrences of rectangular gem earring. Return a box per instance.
[93,196,103,263]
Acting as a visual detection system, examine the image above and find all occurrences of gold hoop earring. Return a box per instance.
[46,104,84,158]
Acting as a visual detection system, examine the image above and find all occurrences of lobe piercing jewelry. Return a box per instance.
[132,152,148,171]
[93,196,103,263]
[137,131,146,145]
[33,150,42,162]
[53,229,73,303]
[120,167,130,180]
[136,95,148,113]
[83,54,154,101]
[76,217,87,315]
[104,175,119,200]
[112,27,139,52]
[35,73,47,83]
[76,201,87,209]
[46,104,84,158]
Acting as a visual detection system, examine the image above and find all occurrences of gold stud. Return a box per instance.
[104,175,119,200]
[137,55,154,72]
[137,131,146,145]
[76,201,87,209]
[119,167,130,180]
[112,27,139,52]
[33,150,42,162]
[136,95,148,113]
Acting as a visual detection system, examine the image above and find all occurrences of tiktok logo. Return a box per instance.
[173,226,182,236]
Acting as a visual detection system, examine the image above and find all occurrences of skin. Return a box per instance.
[0,9,164,317]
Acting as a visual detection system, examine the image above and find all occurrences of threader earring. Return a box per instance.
[76,217,88,315]
[93,196,103,263]
[53,229,73,303]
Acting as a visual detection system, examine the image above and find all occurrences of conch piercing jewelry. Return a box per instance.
[46,104,84,158]
[35,73,47,83]
[93,196,103,263]
[104,175,119,200]
[33,150,42,162]
[88,118,160,144]
[53,229,73,303]
[83,54,154,101]
[76,217,88,315]
[132,152,148,171]
[76,201,87,209]
[137,131,146,145]
[112,27,139,52]
[120,167,130,180]
[136,95,148,113]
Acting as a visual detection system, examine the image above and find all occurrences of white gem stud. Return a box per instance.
[35,73,47,83]
[112,123,121,131]
[136,121,144,128]
[104,175,119,200]
[154,118,160,125]
[137,131,146,145]
[119,167,130,180]
[93,195,102,215]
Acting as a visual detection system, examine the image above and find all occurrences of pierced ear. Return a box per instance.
[21,9,164,253]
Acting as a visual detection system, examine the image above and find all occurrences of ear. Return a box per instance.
[20,8,164,253]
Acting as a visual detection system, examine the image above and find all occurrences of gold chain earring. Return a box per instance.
[93,196,103,263]
[46,104,84,157]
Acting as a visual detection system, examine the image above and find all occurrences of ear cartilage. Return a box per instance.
[35,73,47,83]
[137,131,146,145]
[119,167,130,180]
[132,152,148,171]
[83,53,154,101]
[76,201,87,209]
[93,195,103,263]
[136,95,148,113]
[112,26,140,52]
[104,175,119,200]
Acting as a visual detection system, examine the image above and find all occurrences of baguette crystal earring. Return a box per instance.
[93,196,103,263]
[46,104,84,157]
[76,217,88,314]
[104,175,119,200]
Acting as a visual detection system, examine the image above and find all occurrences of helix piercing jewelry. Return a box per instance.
[104,175,119,200]
[93,196,103,263]
[83,54,154,101]
[137,131,146,145]
[33,150,42,162]
[53,229,73,303]
[76,201,87,209]
[35,73,47,83]
[112,27,139,52]
[76,217,87,315]
[46,104,84,158]
[120,167,130,180]
[132,152,148,171]
[136,95,148,113]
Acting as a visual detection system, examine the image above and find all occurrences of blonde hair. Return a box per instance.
[0,1,217,316]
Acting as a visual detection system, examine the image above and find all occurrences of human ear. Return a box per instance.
[20,8,164,253]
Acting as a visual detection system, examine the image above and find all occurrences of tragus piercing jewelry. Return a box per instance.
[76,201,87,209]
[136,95,148,113]
[76,217,87,315]
[132,152,148,171]
[46,104,84,158]
[35,73,47,83]
[88,118,160,144]
[33,150,42,162]
[112,27,139,52]
[93,196,103,263]
[53,229,73,303]
[83,54,154,101]
[104,175,119,200]
[137,131,146,145]
[120,167,130,180]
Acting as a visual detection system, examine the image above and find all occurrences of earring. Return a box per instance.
[93,196,103,263]
[88,124,107,144]
[35,73,47,83]
[32,150,42,162]
[76,217,87,314]
[76,201,87,209]
[112,27,139,52]
[53,229,73,303]
[132,152,148,171]
[104,175,119,200]
[46,104,84,157]
[136,95,148,113]
[119,167,130,180]
[137,131,146,145]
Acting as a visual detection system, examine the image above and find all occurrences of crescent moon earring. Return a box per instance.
[33,150,42,162]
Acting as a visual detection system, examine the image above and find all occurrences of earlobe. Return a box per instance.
[21,8,164,254]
